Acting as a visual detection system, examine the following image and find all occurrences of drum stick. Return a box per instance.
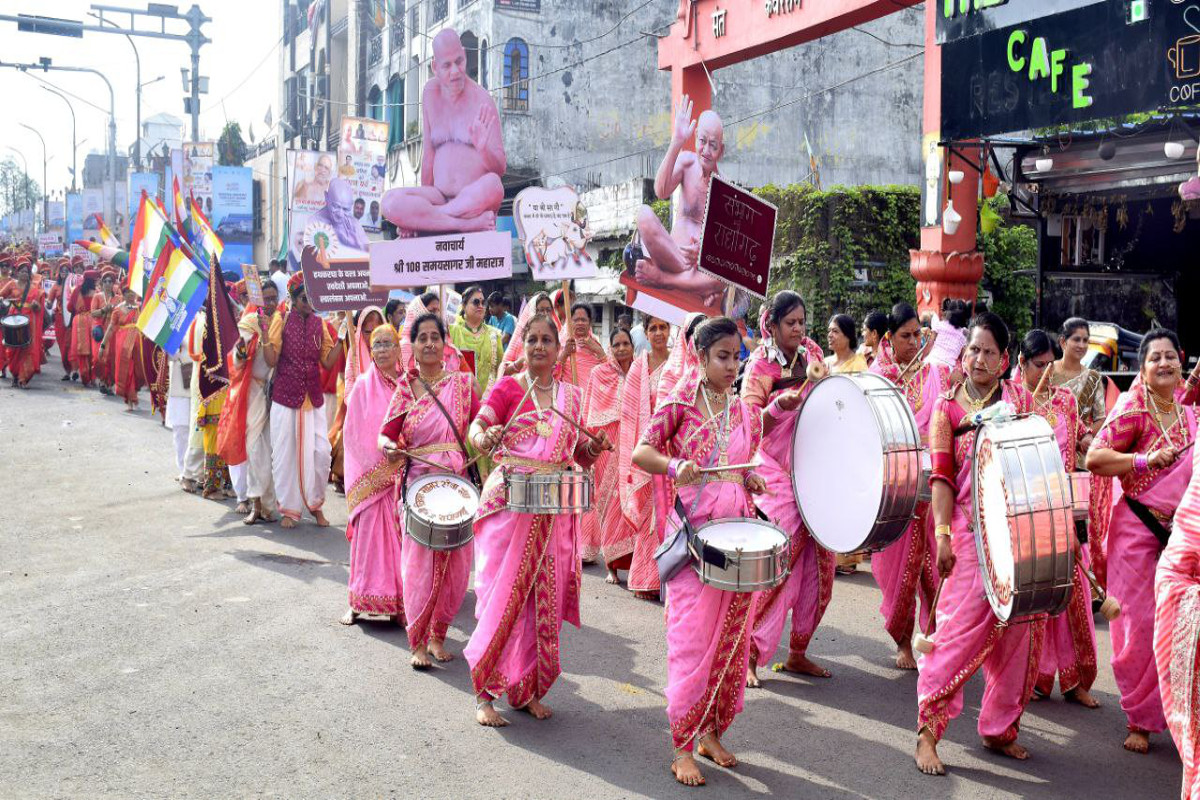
[399,450,445,471]
[897,337,934,384]
[697,462,757,474]
[1031,360,1053,401]
[465,375,538,468]
[549,404,603,445]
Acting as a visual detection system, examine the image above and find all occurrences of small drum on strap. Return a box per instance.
[505,470,593,514]
[973,414,1075,622]
[791,372,924,554]
[403,473,479,550]
[691,518,789,592]
[1,314,32,348]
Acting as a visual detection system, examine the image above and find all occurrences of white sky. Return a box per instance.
[0,0,280,196]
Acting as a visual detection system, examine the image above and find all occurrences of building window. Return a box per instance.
[387,76,405,149]
[503,38,529,112]
[429,0,448,26]
[367,86,384,122]
[479,38,488,89]
[460,31,479,84]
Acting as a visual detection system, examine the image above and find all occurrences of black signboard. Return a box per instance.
[942,2,1200,139]
[936,0,1103,45]
[496,0,540,11]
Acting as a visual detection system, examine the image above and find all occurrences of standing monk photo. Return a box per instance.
[381,28,505,234]
[630,95,730,313]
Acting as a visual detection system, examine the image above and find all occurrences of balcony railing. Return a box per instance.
[367,32,383,67]
[429,0,448,26]
[390,18,404,52]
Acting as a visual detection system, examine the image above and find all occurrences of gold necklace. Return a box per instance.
[529,374,556,438]
[964,379,1000,412]
[780,348,801,379]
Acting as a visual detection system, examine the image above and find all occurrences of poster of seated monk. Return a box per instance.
[620,95,732,318]
[381,28,505,235]
[299,177,370,262]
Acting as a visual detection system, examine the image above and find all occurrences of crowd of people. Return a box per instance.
[6,240,1200,794]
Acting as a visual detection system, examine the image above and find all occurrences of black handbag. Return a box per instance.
[654,487,730,584]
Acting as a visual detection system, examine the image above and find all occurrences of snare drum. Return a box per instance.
[792,372,923,554]
[1069,471,1091,522]
[1,314,31,348]
[973,415,1075,621]
[403,473,479,550]
[505,470,593,514]
[691,518,789,593]
[918,450,933,504]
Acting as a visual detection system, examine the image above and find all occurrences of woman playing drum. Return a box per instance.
[1019,330,1100,708]
[0,260,44,388]
[580,326,635,577]
[868,302,950,669]
[1154,445,1200,800]
[916,312,1041,776]
[464,313,613,727]
[340,323,405,627]
[1087,329,1198,754]
[379,313,481,668]
[740,290,833,684]
[616,314,674,596]
[632,317,767,787]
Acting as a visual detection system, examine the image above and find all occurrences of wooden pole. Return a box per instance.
[563,279,577,384]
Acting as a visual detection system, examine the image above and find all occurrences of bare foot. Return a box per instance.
[633,590,659,602]
[234,501,250,515]
[180,478,198,494]
[243,508,262,526]
[982,736,1030,760]
[465,211,497,232]
[672,753,706,787]
[696,733,737,767]
[339,608,357,626]
[605,569,621,585]
[476,700,509,727]
[1065,687,1101,708]
[780,652,831,678]
[895,642,918,671]
[428,639,454,662]
[313,510,329,527]
[1123,731,1150,753]
[915,729,945,776]
[746,664,761,689]
[521,698,553,720]
[410,645,432,670]
[281,517,298,529]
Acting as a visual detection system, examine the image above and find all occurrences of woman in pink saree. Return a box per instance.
[1155,444,1200,800]
[868,302,950,670]
[497,292,555,378]
[916,313,1042,776]
[739,291,832,684]
[465,313,613,727]
[555,301,606,391]
[580,327,635,576]
[632,317,766,787]
[379,311,481,668]
[1088,328,1197,754]
[340,324,404,626]
[1018,330,1100,708]
[615,315,674,595]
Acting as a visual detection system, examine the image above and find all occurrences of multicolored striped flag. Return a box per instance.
[97,216,121,249]
[126,192,171,297]
[136,227,208,356]
[74,239,129,269]
[189,194,224,269]
[172,176,189,235]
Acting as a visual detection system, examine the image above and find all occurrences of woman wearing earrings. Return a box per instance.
[465,312,613,727]
[633,317,767,787]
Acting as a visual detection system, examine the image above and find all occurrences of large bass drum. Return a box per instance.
[973,414,1075,621]
[791,372,923,554]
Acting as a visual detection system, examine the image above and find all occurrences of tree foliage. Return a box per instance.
[217,122,249,167]
[0,158,41,219]
[977,195,1038,337]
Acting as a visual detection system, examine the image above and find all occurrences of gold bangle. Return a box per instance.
[935,524,952,539]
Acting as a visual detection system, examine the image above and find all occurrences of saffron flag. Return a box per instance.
[127,192,170,297]
[74,239,129,270]
[172,176,190,236]
[96,215,121,248]
[136,228,208,356]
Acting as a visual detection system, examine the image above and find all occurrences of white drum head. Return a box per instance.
[792,375,884,552]
[975,428,1015,620]
[699,520,787,552]
[3,314,29,327]
[407,474,479,525]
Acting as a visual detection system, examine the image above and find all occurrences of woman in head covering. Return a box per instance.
[448,285,504,397]
[555,301,607,390]
[0,261,45,388]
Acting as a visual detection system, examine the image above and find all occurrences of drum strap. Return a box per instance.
[1124,496,1172,548]
[674,495,730,571]
[419,377,482,489]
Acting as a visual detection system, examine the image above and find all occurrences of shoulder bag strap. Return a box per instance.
[1124,495,1172,549]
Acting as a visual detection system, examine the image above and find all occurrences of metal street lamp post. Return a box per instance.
[19,123,48,234]
[89,11,142,170]
[42,86,78,193]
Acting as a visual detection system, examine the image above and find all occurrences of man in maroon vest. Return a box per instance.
[263,273,343,528]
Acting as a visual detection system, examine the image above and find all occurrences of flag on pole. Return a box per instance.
[172,176,189,235]
[97,216,121,249]
[198,258,240,400]
[136,227,208,356]
[74,239,129,269]
[126,192,170,297]
[189,194,225,269]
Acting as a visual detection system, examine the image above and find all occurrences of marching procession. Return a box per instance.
[4,241,1200,793]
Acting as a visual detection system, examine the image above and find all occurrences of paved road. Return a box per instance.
[0,365,1183,799]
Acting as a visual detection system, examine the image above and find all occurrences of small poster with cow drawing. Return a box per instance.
[513,186,597,281]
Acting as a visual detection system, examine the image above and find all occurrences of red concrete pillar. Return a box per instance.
[909,0,983,318]
[671,63,713,152]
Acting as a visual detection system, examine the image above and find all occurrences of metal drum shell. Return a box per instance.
[504,470,593,514]
[791,372,924,554]
[972,414,1075,622]
[402,474,478,551]
[691,517,790,593]
[1069,471,1091,522]
[1,314,32,348]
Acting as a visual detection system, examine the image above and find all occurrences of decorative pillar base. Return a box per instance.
[909,248,985,319]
